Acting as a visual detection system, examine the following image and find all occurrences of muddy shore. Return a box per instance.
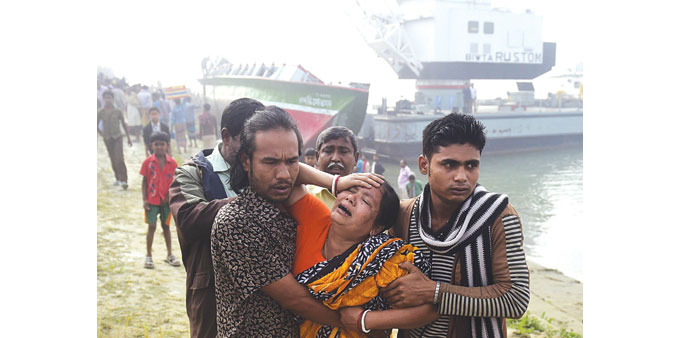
[96,136,582,337]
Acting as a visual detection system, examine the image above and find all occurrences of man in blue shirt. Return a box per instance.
[171,98,187,153]
[184,97,200,148]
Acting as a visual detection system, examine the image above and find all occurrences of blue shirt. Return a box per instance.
[356,159,364,173]
[171,103,186,125]
[184,102,198,124]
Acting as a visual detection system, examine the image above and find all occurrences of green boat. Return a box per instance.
[199,61,369,146]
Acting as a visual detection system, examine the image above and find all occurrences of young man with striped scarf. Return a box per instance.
[341,113,530,338]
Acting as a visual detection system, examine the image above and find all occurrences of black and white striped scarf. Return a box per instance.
[416,183,509,338]
[417,183,508,254]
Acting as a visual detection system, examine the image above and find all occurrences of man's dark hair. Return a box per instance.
[221,98,265,138]
[102,90,114,99]
[150,131,170,144]
[304,147,316,157]
[204,103,211,111]
[315,126,358,156]
[422,113,486,158]
[374,180,399,231]
[149,107,159,114]
[408,174,416,180]
[231,106,303,193]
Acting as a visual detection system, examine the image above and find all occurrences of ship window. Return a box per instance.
[484,22,494,34]
[483,43,491,54]
[470,43,478,54]
[468,21,479,33]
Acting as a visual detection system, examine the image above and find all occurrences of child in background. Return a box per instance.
[302,147,317,167]
[140,131,181,269]
[406,173,424,198]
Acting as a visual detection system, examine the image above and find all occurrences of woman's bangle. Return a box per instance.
[433,282,441,304]
[331,174,340,196]
[360,309,371,333]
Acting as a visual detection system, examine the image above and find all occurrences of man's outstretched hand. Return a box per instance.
[381,261,437,308]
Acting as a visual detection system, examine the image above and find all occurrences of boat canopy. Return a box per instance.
[205,60,325,84]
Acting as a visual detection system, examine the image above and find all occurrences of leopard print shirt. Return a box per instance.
[211,186,299,337]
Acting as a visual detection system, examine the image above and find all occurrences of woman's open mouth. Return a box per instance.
[338,204,352,217]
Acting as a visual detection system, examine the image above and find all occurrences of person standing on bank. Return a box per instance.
[171,98,188,154]
[140,131,181,269]
[97,90,132,189]
[138,85,153,127]
[462,84,472,114]
[184,97,199,148]
[351,113,530,338]
[198,103,218,149]
[142,107,171,156]
[370,153,385,175]
[126,87,142,143]
[397,160,413,197]
[406,173,424,198]
[470,83,477,113]
[169,98,265,338]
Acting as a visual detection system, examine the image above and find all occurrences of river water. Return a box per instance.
[376,145,583,281]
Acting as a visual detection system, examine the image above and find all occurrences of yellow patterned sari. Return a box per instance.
[295,233,430,338]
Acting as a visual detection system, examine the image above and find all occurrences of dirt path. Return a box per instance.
[97,136,196,337]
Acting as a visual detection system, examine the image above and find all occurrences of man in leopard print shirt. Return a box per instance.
[211,106,342,337]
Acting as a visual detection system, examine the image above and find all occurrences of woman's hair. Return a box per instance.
[373,180,400,231]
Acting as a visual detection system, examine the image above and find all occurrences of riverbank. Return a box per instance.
[96,136,582,337]
[515,261,583,337]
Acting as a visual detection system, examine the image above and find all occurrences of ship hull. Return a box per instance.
[199,76,369,146]
[358,109,583,159]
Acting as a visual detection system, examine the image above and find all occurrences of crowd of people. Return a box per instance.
[98,79,530,337]
[97,74,219,190]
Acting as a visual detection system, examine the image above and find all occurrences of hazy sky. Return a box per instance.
[98,0,583,104]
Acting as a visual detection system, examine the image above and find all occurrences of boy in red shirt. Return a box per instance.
[140,131,181,269]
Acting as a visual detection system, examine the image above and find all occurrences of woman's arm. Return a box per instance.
[339,304,439,331]
[288,164,384,207]
[295,162,333,187]
[296,163,385,192]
